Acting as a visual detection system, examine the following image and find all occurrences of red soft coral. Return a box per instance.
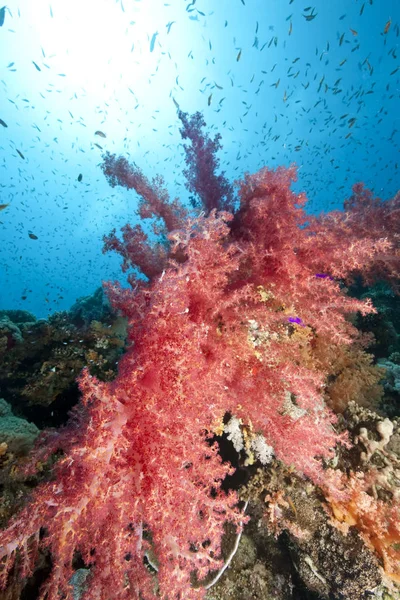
[1,112,399,600]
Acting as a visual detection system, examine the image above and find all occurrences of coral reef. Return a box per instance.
[0,111,399,600]
[0,289,127,425]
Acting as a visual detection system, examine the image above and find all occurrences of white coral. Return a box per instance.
[224,416,244,453]
[250,434,274,465]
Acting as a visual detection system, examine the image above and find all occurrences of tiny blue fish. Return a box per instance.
[0,6,6,27]
[150,32,158,52]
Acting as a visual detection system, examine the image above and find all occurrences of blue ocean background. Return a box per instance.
[0,0,398,318]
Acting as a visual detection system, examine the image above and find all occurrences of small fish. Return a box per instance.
[150,32,158,52]
[288,20,292,35]
[339,58,347,66]
[0,5,6,27]
[207,93,212,106]
[339,32,345,46]
[0,118,7,127]
[303,11,317,21]
[383,18,391,34]
[0,203,9,211]
[288,316,304,325]
[28,232,38,240]
[350,28,358,36]
[32,61,41,71]
[94,143,103,150]
[95,130,106,138]
[77,173,83,182]
[236,48,242,61]
[16,149,25,159]
[360,3,365,15]
[7,61,14,68]
[166,21,175,34]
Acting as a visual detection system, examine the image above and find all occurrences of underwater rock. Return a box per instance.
[0,398,39,455]
[69,287,112,327]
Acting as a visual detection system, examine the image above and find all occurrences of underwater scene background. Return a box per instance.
[0,0,398,316]
[0,1,400,600]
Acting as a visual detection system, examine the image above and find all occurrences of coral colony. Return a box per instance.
[1,110,399,599]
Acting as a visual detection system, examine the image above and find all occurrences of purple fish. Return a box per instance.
[288,316,303,325]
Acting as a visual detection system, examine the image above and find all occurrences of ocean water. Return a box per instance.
[0,0,398,318]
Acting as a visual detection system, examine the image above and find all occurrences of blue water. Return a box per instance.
[0,0,398,318]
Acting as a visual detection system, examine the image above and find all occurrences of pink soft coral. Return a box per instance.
[1,111,399,600]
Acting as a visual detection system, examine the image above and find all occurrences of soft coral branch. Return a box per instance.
[302,183,400,288]
[103,224,167,279]
[102,152,187,232]
[177,109,236,213]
